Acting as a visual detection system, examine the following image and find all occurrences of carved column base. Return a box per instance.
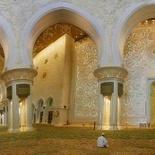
[94,66,128,130]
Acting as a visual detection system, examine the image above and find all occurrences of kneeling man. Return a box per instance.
[97,133,109,148]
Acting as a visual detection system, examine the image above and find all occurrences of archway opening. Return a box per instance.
[24,3,107,126]
[46,97,53,124]
[122,17,155,126]
[37,99,44,123]
[31,22,99,125]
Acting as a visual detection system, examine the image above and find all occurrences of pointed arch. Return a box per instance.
[0,16,16,70]
[38,98,44,108]
[22,2,108,67]
[112,2,155,66]
[46,97,53,107]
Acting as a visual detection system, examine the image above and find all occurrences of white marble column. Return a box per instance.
[1,100,9,126]
[7,100,12,131]
[110,80,118,130]
[146,80,151,124]
[10,83,20,132]
[94,66,128,130]
[20,101,26,129]
[97,94,103,130]
[0,114,1,125]
[3,105,8,126]
[102,97,111,130]
[1,68,37,132]
[25,95,33,131]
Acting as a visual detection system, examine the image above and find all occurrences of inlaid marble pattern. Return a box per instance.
[122,20,155,123]
[74,37,98,118]
[33,22,87,57]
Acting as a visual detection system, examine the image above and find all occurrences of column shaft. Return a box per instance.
[25,95,33,131]
[97,94,103,130]
[11,84,20,132]
[111,80,118,130]
[4,106,8,126]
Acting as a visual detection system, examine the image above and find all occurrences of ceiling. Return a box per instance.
[33,22,87,57]
[0,22,87,59]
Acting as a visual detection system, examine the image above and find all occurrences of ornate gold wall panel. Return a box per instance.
[74,37,98,118]
[122,21,155,123]
[33,22,87,57]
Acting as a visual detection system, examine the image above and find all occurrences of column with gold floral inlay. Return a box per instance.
[94,66,128,130]
[1,68,37,132]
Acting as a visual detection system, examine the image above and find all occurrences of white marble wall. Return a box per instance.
[0,0,151,69]
[1,0,155,127]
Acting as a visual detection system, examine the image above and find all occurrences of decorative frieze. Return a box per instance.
[1,68,38,84]
[94,66,128,82]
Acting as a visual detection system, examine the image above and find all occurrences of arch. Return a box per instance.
[38,98,44,108]
[46,97,53,107]
[37,98,45,123]
[22,2,108,67]
[112,2,155,66]
[0,79,6,101]
[0,16,16,70]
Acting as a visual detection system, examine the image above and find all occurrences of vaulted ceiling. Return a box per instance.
[0,22,87,59]
[33,22,87,57]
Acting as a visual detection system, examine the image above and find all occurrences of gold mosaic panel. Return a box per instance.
[74,37,98,118]
[122,19,155,122]
[33,22,87,57]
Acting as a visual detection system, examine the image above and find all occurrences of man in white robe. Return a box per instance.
[97,133,109,148]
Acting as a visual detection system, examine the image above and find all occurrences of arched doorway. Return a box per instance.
[37,99,44,123]
[47,97,53,124]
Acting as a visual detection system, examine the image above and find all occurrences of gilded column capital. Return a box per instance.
[94,66,128,82]
[1,68,38,84]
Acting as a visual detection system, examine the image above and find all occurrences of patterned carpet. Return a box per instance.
[0,138,155,155]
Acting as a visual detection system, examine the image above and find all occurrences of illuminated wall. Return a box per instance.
[32,35,99,124]
[122,21,155,125]
[32,34,74,124]
[73,37,99,122]
[33,35,66,104]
